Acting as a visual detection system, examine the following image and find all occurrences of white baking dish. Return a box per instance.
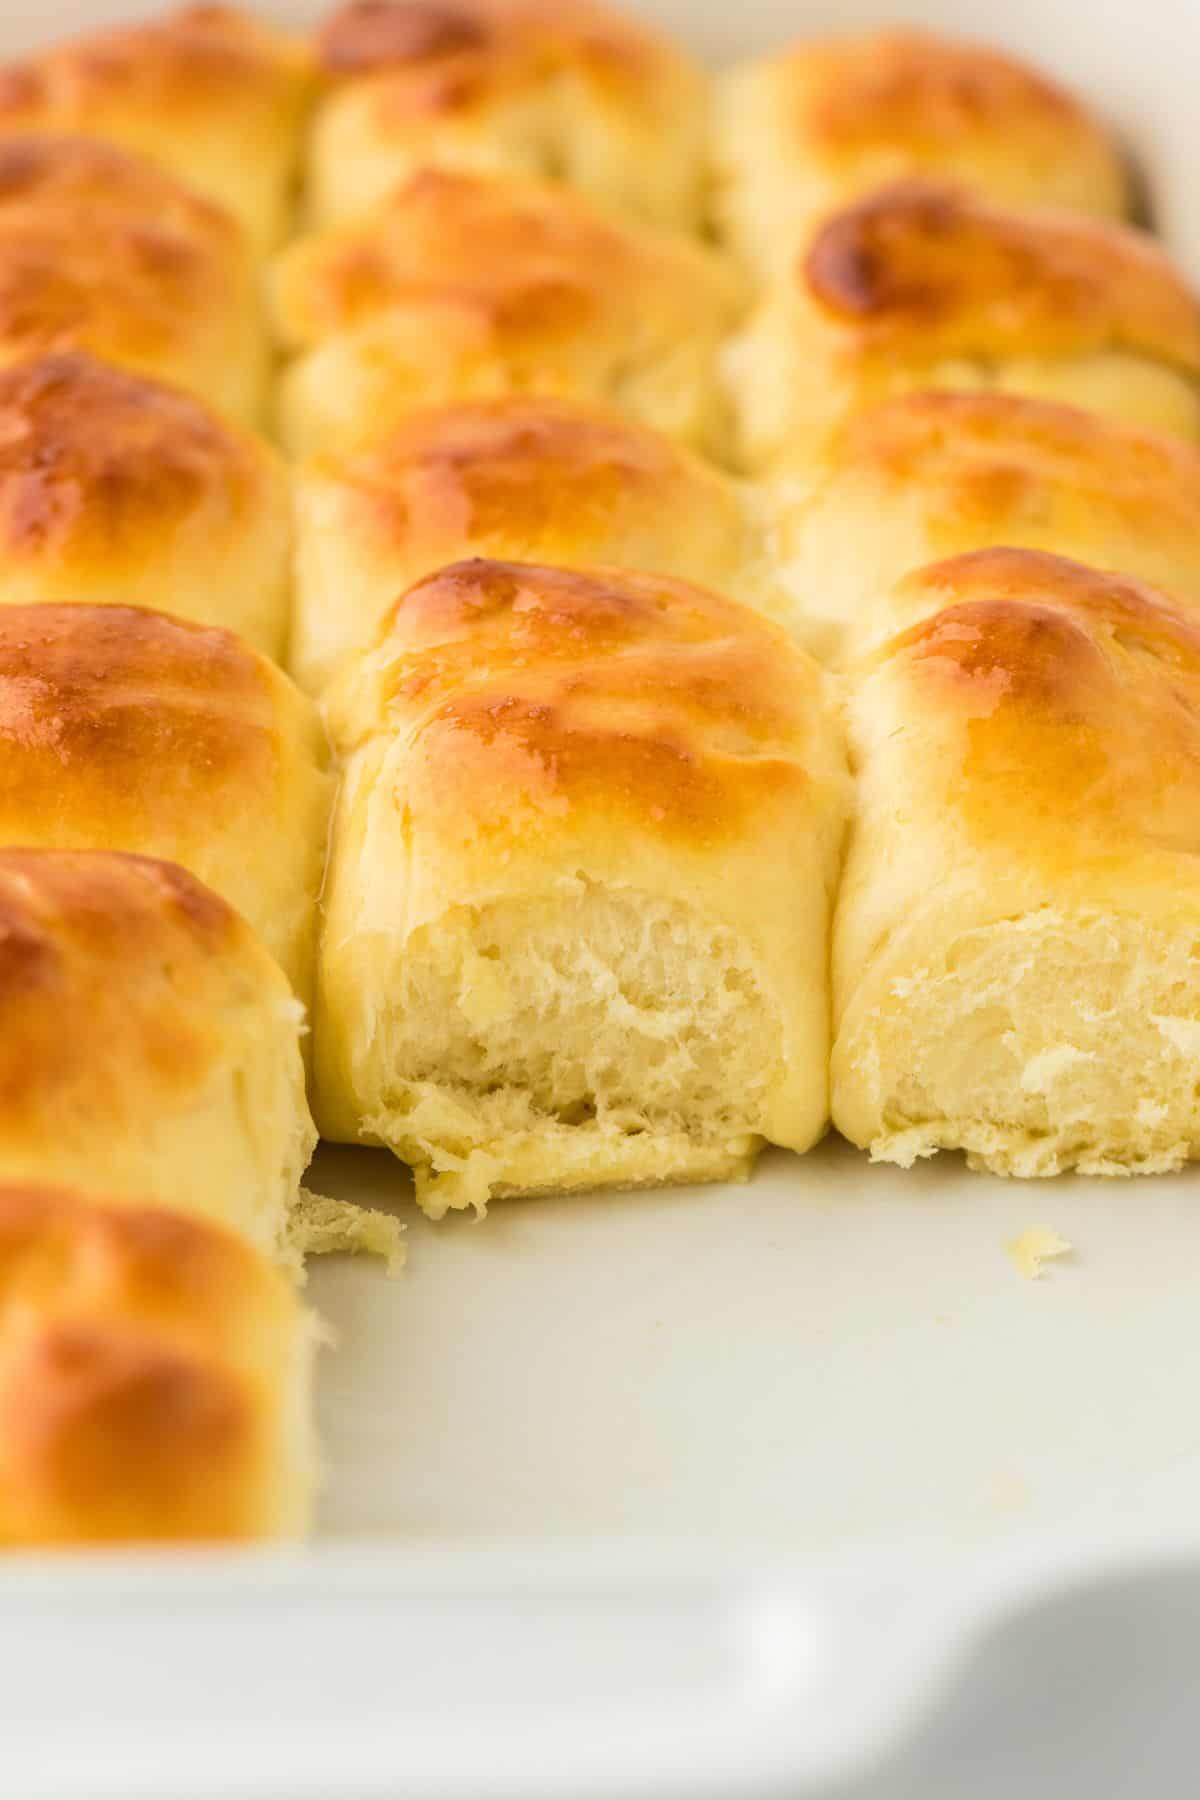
[2,0,1199,1794]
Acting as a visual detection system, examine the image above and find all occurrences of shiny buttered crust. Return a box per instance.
[833,548,1200,1177]
[767,391,1200,659]
[0,1183,315,1544]
[713,30,1128,278]
[0,352,291,657]
[291,396,788,693]
[0,852,315,1255]
[271,168,743,457]
[0,5,314,253]
[729,180,1200,469]
[0,135,267,424]
[0,604,332,1004]
[316,558,849,1216]
[310,0,707,232]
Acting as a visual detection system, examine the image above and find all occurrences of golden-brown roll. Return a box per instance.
[728,181,1200,470]
[0,134,266,424]
[0,352,291,658]
[766,391,1200,659]
[713,30,1129,279]
[316,558,849,1217]
[0,5,313,253]
[310,0,706,232]
[291,395,785,692]
[0,1183,316,1544]
[271,168,742,457]
[833,548,1200,1177]
[0,851,314,1254]
[0,604,331,1004]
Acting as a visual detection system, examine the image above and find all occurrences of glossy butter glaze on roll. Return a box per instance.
[310,0,707,231]
[0,852,314,1255]
[729,180,1200,469]
[0,1183,317,1544]
[0,4,313,253]
[291,395,787,692]
[834,548,1200,1178]
[271,168,743,457]
[0,135,266,423]
[713,30,1128,279]
[0,604,331,1003]
[0,352,291,657]
[316,558,849,1217]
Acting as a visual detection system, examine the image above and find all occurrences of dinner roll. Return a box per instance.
[833,548,1200,1178]
[0,352,290,657]
[0,851,314,1254]
[0,135,266,423]
[766,392,1200,659]
[0,1183,316,1544]
[0,604,330,1004]
[271,169,742,457]
[310,0,706,232]
[713,30,1128,280]
[316,559,849,1218]
[0,5,313,253]
[728,181,1200,470]
[291,395,784,693]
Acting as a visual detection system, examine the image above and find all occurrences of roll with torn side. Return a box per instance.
[0,851,314,1256]
[0,134,267,424]
[0,4,313,254]
[310,0,707,232]
[291,395,787,693]
[270,168,743,458]
[713,30,1129,280]
[765,392,1200,661]
[833,548,1200,1178]
[0,352,291,658]
[316,558,850,1218]
[0,604,331,1006]
[728,180,1200,470]
[0,1183,317,1544]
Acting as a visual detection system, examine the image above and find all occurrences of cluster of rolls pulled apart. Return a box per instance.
[0,0,1197,1542]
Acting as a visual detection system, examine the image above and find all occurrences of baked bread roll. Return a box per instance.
[0,1183,316,1544]
[0,851,314,1254]
[714,30,1128,280]
[833,547,1200,1177]
[729,181,1200,470]
[0,135,266,423]
[0,604,331,1004]
[291,395,784,693]
[767,391,1200,659]
[315,558,849,1217]
[310,0,706,232]
[0,5,313,253]
[0,352,291,658]
[271,169,742,457]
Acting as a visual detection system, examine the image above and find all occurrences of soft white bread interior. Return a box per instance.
[291,395,787,693]
[0,4,313,254]
[833,547,1200,1177]
[310,0,707,232]
[713,29,1129,280]
[0,1182,317,1544]
[728,180,1200,470]
[0,850,315,1256]
[0,352,291,658]
[270,168,743,458]
[0,603,331,1005]
[765,391,1200,661]
[316,558,850,1216]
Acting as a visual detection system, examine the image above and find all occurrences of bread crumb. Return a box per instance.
[1006,1227,1072,1281]
[290,1188,407,1277]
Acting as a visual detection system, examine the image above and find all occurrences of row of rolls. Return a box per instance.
[0,0,1198,1540]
